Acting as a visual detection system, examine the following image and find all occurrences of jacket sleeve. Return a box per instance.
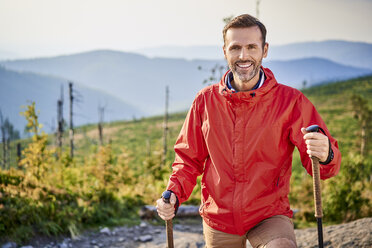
[166,97,209,204]
[289,93,341,179]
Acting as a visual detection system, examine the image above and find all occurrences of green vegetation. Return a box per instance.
[290,75,372,227]
[0,76,371,243]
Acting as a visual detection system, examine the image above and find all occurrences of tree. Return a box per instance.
[98,104,105,146]
[0,109,6,168]
[351,94,372,158]
[19,102,54,180]
[256,0,261,18]
[223,15,234,24]
[198,64,227,85]
[302,80,308,89]
[69,82,74,158]
[56,84,64,156]
[0,109,20,169]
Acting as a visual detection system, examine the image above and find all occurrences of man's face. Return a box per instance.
[223,26,268,85]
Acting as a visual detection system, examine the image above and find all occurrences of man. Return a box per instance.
[156,14,341,248]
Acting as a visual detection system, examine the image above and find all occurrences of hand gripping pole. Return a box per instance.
[162,191,174,248]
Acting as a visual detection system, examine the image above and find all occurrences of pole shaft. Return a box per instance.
[166,219,174,248]
[317,217,324,248]
[311,157,323,218]
[311,156,324,248]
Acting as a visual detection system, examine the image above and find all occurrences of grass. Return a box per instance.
[0,75,371,243]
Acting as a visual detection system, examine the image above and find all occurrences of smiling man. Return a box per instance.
[156,14,341,248]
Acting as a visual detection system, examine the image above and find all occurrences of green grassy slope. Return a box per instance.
[0,76,371,242]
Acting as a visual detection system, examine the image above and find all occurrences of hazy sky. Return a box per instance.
[1,0,371,58]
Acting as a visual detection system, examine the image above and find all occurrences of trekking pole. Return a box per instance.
[162,191,174,248]
[306,125,324,248]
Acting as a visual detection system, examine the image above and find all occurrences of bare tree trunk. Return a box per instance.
[98,123,103,146]
[57,100,63,151]
[361,120,366,158]
[57,85,64,158]
[256,0,261,18]
[5,138,10,170]
[163,86,169,166]
[17,142,22,169]
[98,105,104,146]
[0,110,6,169]
[69,82,74,158]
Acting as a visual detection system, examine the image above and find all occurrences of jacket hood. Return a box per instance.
[219,66,278,102]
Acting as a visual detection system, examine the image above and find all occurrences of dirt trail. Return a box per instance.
[2,217,371,248]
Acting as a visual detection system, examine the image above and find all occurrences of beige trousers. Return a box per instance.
[203,215,297,248]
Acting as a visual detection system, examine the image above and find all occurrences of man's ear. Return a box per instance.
[223,45,227,59]
[263,42,269,58]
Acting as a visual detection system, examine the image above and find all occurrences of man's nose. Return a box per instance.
[239,48,249,60]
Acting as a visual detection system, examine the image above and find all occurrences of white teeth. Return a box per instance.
[237,63,252,68]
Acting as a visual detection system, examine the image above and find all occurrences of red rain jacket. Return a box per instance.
[167,67,341,235]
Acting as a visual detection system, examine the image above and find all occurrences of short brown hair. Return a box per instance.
[223,14,267,48]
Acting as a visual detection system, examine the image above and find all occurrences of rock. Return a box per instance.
[90,239,98,245]
[58,242,68,248]
[140,221,147,228]
[151,229,162,234]
[1,242,17,248]
[100,227,111,235]
[196,242,205,248]
[20,246,33,248]
[118,237,126,242]
[139,235,153,242]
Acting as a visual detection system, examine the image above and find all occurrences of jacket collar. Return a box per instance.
[219,66,278,101]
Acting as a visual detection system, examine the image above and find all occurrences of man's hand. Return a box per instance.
[301,127,329,163]
[156,192,177,221]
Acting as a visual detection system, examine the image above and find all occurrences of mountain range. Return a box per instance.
[1,40,372,133]
[0,66,142,134]
[135,40,372,70]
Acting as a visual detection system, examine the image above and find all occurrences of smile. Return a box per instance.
[236,62,253,69]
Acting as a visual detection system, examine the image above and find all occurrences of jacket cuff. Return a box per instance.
[320,138,334,165]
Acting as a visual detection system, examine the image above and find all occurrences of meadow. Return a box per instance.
[0,75,371,243]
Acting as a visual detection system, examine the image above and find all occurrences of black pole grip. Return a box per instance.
[306,124,319,133]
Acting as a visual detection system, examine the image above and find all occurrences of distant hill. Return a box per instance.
[264,57,371,88]
[0,50,217,114]
[0,66,143,134]
[268,40,372,70]
[134,40,372,70]
[1,49,371,117]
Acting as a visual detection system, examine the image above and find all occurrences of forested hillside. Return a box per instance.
[0,76,371,244]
